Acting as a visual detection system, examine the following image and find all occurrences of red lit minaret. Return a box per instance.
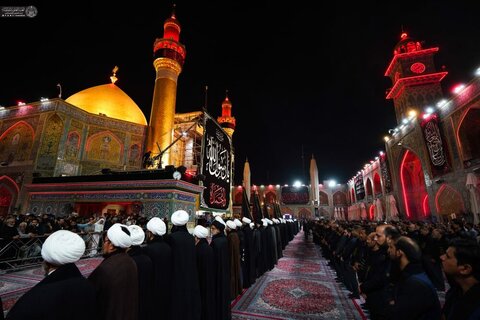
[146,5,186,166]
[385,32,448,124]
[217,91,236,138]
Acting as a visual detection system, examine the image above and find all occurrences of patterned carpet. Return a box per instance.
[0,257,103,315]
[232,231,366,320]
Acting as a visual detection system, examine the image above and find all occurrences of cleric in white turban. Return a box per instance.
[88,223,139,320]
[171,210,190,226]
[106,223,133,249]
[128,224,145,246]
[226,220,237,230]
[147,217,167,236]
[193,225,209,239]
[234,218,242,228]
[41,230,86,268]
[7,230,97,320]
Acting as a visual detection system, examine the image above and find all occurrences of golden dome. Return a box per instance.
[65,83,147,125]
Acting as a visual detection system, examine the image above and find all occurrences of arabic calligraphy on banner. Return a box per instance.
[354,175,366,200]
[202,115,231,210]
[421,114,450,177]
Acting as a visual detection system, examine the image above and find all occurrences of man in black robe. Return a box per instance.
[6,230,95,320]
[241,217,254,288]
[144,217,172,320]
[193,225,215,320]
[88,223,139,320]
[127,224,154,320]
[210,216,231,320]
[226,220,242,300]
[165,210,201,320]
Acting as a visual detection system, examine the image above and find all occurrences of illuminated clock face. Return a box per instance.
[410,62,426,74]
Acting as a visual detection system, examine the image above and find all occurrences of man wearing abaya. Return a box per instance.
[6,230,95,320]
[193,225,215,320]
[165,210,201,320]
[226,220,242,300]
[210,216,231,320]
[241,217,254,288]
[144,217,172,320]
[88,223,138,320]
[127,224,154,320]
[234,218,245,288]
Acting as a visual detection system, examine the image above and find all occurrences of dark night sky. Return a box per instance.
[2,1,480,186]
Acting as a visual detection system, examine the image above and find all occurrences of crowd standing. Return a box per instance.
[1,210,299,320]
[308,218,480,320]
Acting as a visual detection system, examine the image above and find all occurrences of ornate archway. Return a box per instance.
[400,149,430,220]
[0,175,19,216]
[319,191,329,206]
[435,184,464,217]
[298,208,312,219]
[373,173,382,196]
[457,107,480,164]
[365,178,373,200]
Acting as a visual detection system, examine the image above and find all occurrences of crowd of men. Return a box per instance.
[307,218,480,320]
[2,210,299,320]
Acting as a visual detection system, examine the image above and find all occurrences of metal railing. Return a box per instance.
[0,231,104,272]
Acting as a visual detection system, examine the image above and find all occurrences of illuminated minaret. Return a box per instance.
[309,155,319,206]
[385,32,447,124]
[146,5,186,166]
[217,91,236,138]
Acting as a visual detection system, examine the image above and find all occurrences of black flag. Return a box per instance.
[252,191,263,225]
[241,188,253,221]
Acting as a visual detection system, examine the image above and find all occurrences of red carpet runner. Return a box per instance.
[231,230,367,319]
[1,230,367,319]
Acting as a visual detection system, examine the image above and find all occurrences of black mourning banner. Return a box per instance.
[202,115,231,210]
[421,114,450,177]
[354,175,366,200]
[281,186,309,205]
[380,154,392,193]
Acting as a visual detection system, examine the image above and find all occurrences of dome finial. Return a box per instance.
[110,66,119,84]
[171,3,176,18]
[225,89,229,100]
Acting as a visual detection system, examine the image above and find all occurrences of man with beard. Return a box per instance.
[144,217,172,320]
[166,210,201,320]
[6,230,95,320]
[88,223,138,320]
[359,224,393,320]
[127,224,154,320]
[210,216,231,320]
[441,238,480,320]
[386,236,440,320]
[193,225,215,320]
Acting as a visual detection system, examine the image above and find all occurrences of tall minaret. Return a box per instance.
[243,158,251,202]
[146,5,186,166]
[309,155,319,206]
[385,32,447,124]
[217,90,236,138]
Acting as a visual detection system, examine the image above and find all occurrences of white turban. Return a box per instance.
[171,210,189,226]
[193,225,209,239]
[242,217,251,224]
[147,217,166,236]
[267,219,273,225]
[107,223,132,249]
[41,230,85,266]
[263,220,268,227]
[215,216,226,226]
[249,222,254,229]
[226,220,237,230]
[234,219,242,228]
[128,225,145,246]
